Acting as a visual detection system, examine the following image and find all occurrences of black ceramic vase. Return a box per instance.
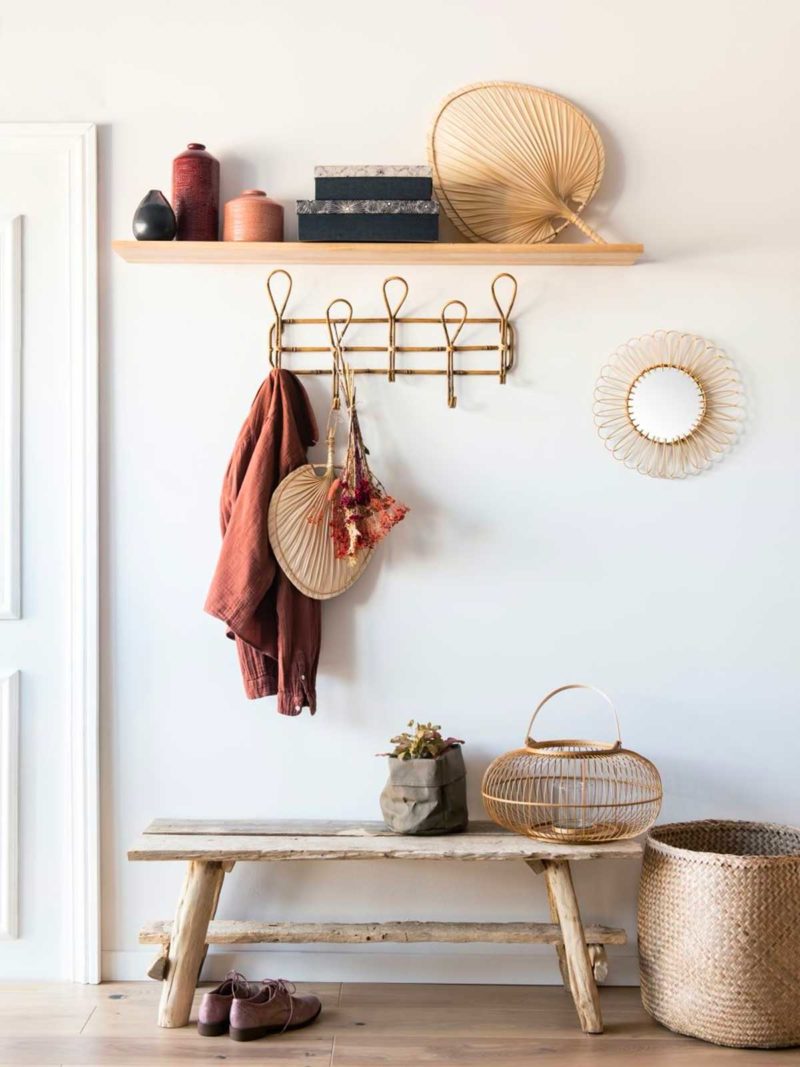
[132,190,177,241]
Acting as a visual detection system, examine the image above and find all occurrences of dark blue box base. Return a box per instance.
[298,214,439,242]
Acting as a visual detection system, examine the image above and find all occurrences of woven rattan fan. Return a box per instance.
[268,423,373,600]
[428,81,606,244]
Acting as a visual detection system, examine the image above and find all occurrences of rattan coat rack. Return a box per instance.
[266,268,518,408]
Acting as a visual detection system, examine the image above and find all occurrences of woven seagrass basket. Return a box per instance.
[481,684,662,843]
[639,820,800,1048]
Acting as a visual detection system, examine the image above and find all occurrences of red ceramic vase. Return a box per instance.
[172,143,220,241]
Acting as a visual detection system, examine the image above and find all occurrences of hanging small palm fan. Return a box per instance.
[268,411,373,600]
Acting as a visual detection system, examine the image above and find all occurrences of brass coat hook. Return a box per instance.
[441,300,468,409]
[266,269,292,368]
[491,273,518,383]
[325,298,353,410]
[382,276,409,383]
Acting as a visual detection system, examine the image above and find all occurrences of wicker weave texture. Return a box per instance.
[482,744,661,843]
[638,820,800,1048]
[481,686,661,843]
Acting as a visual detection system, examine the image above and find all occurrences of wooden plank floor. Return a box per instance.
[0,981,794,1065]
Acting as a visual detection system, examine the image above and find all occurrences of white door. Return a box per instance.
[0,124,98,980]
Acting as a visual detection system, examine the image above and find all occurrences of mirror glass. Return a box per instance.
[628,366,705,443]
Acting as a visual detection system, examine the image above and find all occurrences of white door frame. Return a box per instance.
[0,123,99,982]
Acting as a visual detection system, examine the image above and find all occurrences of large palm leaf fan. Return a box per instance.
[428,81,606,245]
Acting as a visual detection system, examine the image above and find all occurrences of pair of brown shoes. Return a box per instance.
[198,970,322,1041]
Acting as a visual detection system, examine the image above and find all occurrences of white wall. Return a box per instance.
[2,0,799,983]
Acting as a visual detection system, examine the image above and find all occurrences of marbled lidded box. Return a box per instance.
[297,198,439,242]
[315,165,433,201]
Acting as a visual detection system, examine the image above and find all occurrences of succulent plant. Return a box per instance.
[381,720,464,761]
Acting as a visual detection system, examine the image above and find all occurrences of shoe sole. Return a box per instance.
[229,1004,322,1042]
[197,1021,229,1037]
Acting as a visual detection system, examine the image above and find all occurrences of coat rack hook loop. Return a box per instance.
[326,298,354,410]
[382,276,409,383]
[266,269,293,370]
[266,269,293,320]
[382,276,409,319]
[491,272,518,321]
[492,273,517,384]
[441,299,468,409]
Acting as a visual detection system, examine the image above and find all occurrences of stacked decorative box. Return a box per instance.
[297,166,439,242]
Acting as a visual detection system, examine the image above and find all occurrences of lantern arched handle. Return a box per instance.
[525,684,622,749]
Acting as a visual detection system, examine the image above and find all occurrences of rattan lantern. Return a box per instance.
[482,685,662,843]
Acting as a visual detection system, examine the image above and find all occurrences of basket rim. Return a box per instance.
[500,740,659,762]
[647,819,800,863]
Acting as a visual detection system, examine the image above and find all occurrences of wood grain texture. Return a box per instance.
[83,981,340,1039]
[138,918,627,946]
[544,860,603,1034]
[0,982,771,1066]
[157,861,226,1028]
[128,831,643,863]
[329,1038,762,1065]
[112,239,644,266]
[525,857,571,987]
[589,943,610,982]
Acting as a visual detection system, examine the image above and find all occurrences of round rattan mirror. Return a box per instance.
[594,331,744,478]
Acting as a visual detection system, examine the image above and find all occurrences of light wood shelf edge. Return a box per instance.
[112,239,644,266]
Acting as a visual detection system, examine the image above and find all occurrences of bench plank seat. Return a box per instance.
[128,831,642,863]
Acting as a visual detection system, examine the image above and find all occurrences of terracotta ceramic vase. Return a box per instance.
[132,190,176,240]
[172,143,220,241]
[223,190,284,242]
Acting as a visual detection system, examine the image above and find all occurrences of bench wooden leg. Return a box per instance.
[545,875,571,990]
[526,859,608,993]
[542,860,603,1035]
[158,860,227,1028]
[526,858,570,990]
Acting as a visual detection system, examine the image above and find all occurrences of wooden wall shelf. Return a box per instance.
[112,240,643,266]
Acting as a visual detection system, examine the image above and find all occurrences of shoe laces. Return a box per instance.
[224,969,251,997]
[261,977,297,1032]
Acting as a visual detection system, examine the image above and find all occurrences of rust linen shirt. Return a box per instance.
[205,369,320,714]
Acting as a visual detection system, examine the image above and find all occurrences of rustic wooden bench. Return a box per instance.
[128,819,642,1034]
